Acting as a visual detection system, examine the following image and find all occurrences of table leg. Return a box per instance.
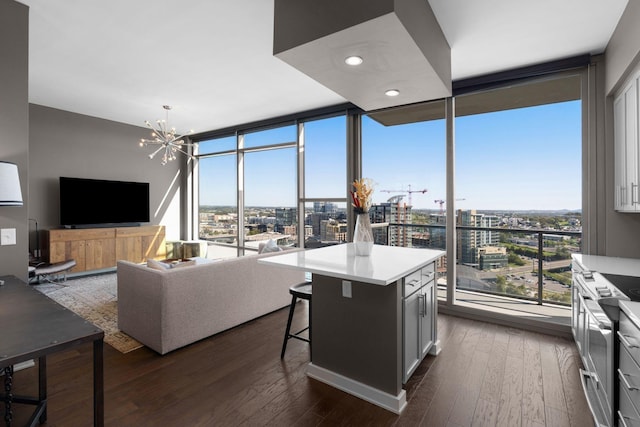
[93,339,104,427]
[3,366,13,427]
[38,356,46,423]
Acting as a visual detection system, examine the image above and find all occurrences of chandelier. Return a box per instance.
[139,105,195,165]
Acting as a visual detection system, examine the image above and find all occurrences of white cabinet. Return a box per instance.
[403,286,421,380]
[618,306,640,427]
[614,74,640,212]
[403,263,436,383]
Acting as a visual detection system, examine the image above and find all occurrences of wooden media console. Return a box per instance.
[47,225,166,273]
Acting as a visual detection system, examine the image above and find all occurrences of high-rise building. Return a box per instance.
[370,196,412,247]
[457,209,500,266]
[275,208,296,233]
[320,219,347,242]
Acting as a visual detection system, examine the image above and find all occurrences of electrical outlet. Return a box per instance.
[342,280,352,298]
[0,228,16,246]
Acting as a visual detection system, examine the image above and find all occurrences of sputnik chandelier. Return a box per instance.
[139,105,194,165]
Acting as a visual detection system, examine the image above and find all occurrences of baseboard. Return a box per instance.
[306,363,407,414]
[438,303,572,339]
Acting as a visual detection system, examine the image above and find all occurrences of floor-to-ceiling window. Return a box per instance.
[362,100,447,298]
[243,125,298,250]
[453,74,582,306]
[302,115,348,247]
[195,112,348,257]
[197,135,238,258]
[193,69,583,311]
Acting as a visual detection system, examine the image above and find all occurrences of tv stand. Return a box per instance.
[47,225,166,273]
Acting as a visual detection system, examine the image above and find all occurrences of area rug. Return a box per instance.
[35,273,143,354]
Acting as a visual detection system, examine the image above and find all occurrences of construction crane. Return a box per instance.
[380,184,428,207]
[434,198,466,214]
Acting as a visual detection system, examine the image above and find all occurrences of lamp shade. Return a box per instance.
[0,161,23,206]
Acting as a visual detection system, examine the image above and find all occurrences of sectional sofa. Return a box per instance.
[116,249,305,354]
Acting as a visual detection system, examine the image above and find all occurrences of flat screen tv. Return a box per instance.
[59,177,150,228]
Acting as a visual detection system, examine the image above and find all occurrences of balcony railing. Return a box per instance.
[379,222,580,306]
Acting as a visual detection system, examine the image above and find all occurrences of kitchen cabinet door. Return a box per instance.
[420,280,435,358]
[403,289,420,383]
[614,74,640,212]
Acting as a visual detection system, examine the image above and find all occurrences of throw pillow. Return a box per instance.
[147,258,170,270]
[259,239,283,254]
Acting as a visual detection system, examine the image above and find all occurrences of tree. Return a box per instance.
[508,253,526,266]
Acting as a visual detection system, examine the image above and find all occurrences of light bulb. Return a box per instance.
[345,56,363,66]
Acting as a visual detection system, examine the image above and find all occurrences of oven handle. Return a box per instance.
[618,331,640,349]
[583,299,612,330]
[618,368,640,391]
[580,369,609,427]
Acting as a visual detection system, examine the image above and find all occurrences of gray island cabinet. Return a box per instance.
[260,243,445,413]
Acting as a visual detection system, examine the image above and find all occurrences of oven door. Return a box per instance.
[580,299,614,427]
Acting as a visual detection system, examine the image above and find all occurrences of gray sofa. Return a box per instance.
[116,250,305,354]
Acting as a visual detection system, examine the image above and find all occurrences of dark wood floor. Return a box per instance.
[5,302,593,426]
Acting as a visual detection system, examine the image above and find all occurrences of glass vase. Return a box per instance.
[353,212,374,256]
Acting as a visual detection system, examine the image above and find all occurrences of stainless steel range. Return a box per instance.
[572,259,640,427]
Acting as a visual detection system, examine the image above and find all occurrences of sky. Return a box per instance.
[199,100,582,211]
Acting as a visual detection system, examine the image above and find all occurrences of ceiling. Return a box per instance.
[20,0,628,135]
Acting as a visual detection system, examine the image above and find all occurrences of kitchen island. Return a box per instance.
[260,243,445,413]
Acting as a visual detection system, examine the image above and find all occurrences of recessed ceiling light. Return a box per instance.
[345,56,363,66]
[385,89,400,97]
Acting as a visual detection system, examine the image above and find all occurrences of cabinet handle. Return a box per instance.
[633,183,638,205]
[423,292,427,315]
[419,294,425,317]
[618,368,640,391]
[618,331,640,349]
[408,279,420,287]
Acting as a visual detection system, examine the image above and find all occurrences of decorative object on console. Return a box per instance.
[139,105,195,165]
[0,161,23,206]
[351,178,374,256]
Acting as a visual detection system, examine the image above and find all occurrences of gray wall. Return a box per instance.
[600,1,640,258]
[29,104,183,256]
[605,0,640,96]
[0,0,29,281]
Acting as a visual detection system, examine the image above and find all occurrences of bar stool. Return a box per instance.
[281,282,312,358]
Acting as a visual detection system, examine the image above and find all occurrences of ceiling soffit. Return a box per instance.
[273,0,451,112]
[368,74,582,126]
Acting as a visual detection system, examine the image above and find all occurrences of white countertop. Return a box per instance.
[620,301,640,330]
[259,243,445,286]
[572,254,640,278]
